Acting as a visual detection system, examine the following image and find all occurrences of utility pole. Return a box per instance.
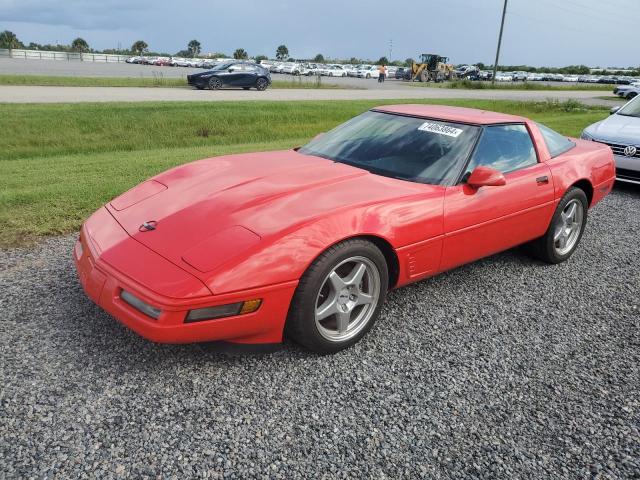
[389,39,393,63]
[492,0,508,84]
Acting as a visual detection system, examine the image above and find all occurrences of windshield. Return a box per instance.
[298,111,481,185]
[617,96,640,117]
[209,62,233,71]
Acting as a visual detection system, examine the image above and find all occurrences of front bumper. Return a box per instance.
[614,154,640,184]
[187,75,207,88]
[74,222,297,345]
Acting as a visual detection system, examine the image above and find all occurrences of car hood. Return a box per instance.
[107,150,427,277]
[585,114,640,145]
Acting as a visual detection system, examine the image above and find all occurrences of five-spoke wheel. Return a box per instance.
[286,239,388,353]
[553,199,584,256]
[526,186,588,264]
[314,256,381,342]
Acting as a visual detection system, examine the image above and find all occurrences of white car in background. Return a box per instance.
[494,72,513,82]
[321,65,348,77]
[356,65,379,79]
[281,62,302,75]
[347,65,363,77]
[563,75,580,82]
[341,65,358,76]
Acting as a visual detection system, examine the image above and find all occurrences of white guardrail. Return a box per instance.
[0,49,130,63]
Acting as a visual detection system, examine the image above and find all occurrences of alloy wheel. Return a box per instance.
[553,199,584,255]
[314,256,381,342]
[256,78,268,91]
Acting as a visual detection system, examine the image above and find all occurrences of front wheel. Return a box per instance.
[525,187,588,263]
[256,77,269,91]
[285,239,388,353]
[208,77,222,90]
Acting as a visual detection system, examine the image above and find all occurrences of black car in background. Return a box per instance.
[187,62,271,90]
[395,67,412,80]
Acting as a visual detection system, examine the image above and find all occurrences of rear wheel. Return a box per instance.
[256,77,269,91]
[286,239,388,353]
[628,92,637,99]
[208,77,222,90]
[525,187,588,263]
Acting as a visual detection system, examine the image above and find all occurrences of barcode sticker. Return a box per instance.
[417,122,463,138]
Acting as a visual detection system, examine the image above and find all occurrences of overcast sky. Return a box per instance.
[1,0,637,67]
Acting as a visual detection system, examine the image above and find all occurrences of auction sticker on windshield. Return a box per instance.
[417,122,463,137]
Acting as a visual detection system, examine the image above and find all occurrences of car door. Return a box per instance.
[440,124,555,271]
[223,64,246,86]
[238,64,259,87]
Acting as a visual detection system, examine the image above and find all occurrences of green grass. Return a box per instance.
[0,74,343,89]
[0,99,609,248]
[407,79,613,91]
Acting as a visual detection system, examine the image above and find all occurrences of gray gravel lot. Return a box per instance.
[1,185,639,479]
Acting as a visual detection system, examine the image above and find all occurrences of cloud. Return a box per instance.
[0,0,153,29]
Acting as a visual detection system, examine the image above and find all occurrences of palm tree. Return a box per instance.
[131,40,148,55]
[233,48,248,59]
[0,30,23,49]
[71,38,90,53]
[188,39,201,57]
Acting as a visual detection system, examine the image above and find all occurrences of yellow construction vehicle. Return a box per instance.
[410,54,455,82]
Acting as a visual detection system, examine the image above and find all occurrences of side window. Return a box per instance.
[466,124,537,175]
[536,122,576,158]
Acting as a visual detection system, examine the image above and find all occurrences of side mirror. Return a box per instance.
[466,166,506,188]
[610,106,620,115]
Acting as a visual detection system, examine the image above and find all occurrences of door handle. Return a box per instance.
[536,176,549,185]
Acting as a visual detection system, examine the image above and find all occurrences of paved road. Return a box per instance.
[0,84,619,105]
[2,185,638,478]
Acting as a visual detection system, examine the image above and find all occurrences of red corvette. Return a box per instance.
[75,105,615,352]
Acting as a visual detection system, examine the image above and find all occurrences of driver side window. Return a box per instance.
[466,124,537,175]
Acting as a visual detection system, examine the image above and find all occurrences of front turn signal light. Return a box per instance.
[185,299,262,323]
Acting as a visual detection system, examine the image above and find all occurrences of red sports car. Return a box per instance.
[75,105,615,353]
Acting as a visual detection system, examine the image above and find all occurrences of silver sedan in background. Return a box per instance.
[582,96,640,184]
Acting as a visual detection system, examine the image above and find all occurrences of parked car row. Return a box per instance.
[488,71,639,84]
[126,56,235,69]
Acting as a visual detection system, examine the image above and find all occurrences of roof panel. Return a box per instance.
[373,104,527,125]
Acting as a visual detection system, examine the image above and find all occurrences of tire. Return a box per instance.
[628,92,637,99]
[208,77,222,90]
[285,239,389,353]
[256,77,269,91]
[525,187,588,264]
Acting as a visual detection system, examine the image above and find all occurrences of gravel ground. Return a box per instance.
[1,185,639,479]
